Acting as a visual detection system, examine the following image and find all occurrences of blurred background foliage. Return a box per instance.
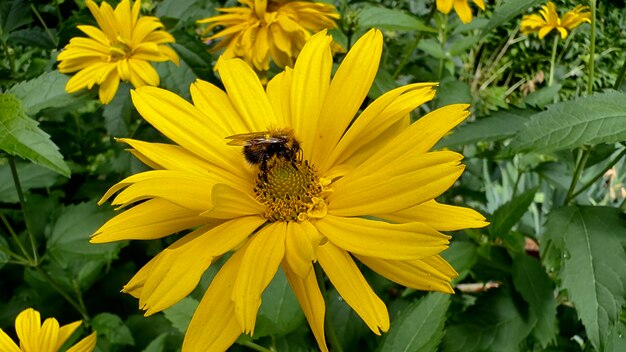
[0,0,625,351]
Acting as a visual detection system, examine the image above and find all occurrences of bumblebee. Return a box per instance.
[226,128,301,173]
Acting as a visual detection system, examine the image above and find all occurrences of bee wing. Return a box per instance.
[225,131,282,146]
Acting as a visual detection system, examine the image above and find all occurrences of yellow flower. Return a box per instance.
[0,308,96,352]
[92,29,487,351]
[197,0,339,73]
[521,2,591,39]
[436,0,485,24]
[57,0,179,104]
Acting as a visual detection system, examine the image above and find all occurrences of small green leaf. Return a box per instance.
[512,255,558,347]
[524,83,562,108]
[434,78,471,108]
[92,313,135,347]
[7,71,77,115]
[102,83,132,137]
[142,333,169,352]
[441,241,478,283]
[357,6,435,32]
[508,91,626,154]
[0,0,31,40]
[443,288,536,352]
[156,0,213,27]
[0,94,70,177]
[378,292,450,352]
[170,30,219,84]
[417,39,446,60]
[482,0,543,34]
[255,267,305,338]
[163,296,199,334]
[546,206,626,350]
[156,61,196,101]
[0,162,58,203]
[489,187,538,239]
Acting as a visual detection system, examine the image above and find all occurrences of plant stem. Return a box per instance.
[1,41,16,73]
[586,0,596,95]
[613,56,626,89]
[30,3,58,47]
[315,264,343,352]
[565,148,591,204]
[0,213,31,261]
[567,148,626,202]
[392,5,437,79]
[8,156,38,264]
[548,35,559,86]
[35,267,91,324]
[438,14,448,80]
[239,341,273,352]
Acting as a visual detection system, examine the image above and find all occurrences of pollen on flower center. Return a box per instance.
[254,158,327,222]
[109,36,132,60]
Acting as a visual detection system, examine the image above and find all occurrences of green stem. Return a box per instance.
[586,0,596,95]
[8,156,38,264]
[613,56,626,90]
[565,148,591,204]
[1,41,16,73]
[567,148,626,201]
[35,267,91,324]
[315,264,343,352]
[0,237,29,264]
[239,341,273,352]
[30,3,58,47]
[548,35,559,86]
[392,5,437,79]
[437,14,448,80]
[0,213,31,261]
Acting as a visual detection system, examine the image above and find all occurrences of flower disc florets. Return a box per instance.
[255,158,327,222]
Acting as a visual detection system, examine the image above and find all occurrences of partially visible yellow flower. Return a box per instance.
[521,2,591,39]
[57,0,179,104]
[0,308,96,352]
[197,0,339,73]
[436,0,485,24]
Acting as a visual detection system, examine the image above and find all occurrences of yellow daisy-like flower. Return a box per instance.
[92,29,487,351]
[436,0,485,24]
[57,0,179,104]
[0,308,96,352]
[521,2,591,39]
[197,0,339,73]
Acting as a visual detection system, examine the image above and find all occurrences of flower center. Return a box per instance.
[254,158,328,222]
[109,36,132,61]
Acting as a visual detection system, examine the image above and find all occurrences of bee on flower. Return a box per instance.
[521,1,591,39]
[436,0,485,24]
[57,0,179,104]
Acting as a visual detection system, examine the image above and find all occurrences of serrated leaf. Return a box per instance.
[255,267,305,338]
[0,0,31,40]
[156,61,196,100]
[379,292,450,352]
[0,94,70,177]
[163,296,199,334]
[525,83,562,108]
[170,30,219,84]
[92,313,135,347]
[508,91,626,154]
[7,71,77,115]
[482,0,543,34]
[0,162,58,203]
[489,187,538,239]
[443,288,536,352]
[512,255,558,347]
[546,206,626,350]
[441,241,478,283]
[357,6,435,32]
[437,108,533,148]
[102,84,132,137]
[156,0,213,27]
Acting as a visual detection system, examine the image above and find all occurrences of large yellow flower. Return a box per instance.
[197,0,339,73]
[521,2,591,39]
[436,0,485,24]
[57,0,179,104]
[92,29,487,351]
[0,308,96,352]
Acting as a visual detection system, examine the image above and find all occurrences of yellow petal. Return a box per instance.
[55,321,81,351]
[473,0,486,11]
[128,59,159,87]
[232,223,286,334]
[217,58,278,131]
[190,79,248,136]
[91,198,212,243]
[454,0,473,24]
[284,221,322,277]
[315,215,450,260]
[37,318,59,352]
[265,68,293,127]
[355,254,457,293]
[0,329,21,352]
[437,0,453,14]
[313,29,382,164]
[282,261,328,352]
[76,25,108,45]
[182,244,247,352]
[377,199,488,231]
[98,69,120,104]
[64,62,112,93]
[317,242,389,334]
[15,308,41,352]
[200,184,265,219]
[66,332,97,352]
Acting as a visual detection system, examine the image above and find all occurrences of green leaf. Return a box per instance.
[0,0,31,40]
[524,83,562,108]
[417,39,446,60]
[0,94,70,177]
[437,108,533,148]
[508,91,626,154]
[482,0,543,34]
[170,30,219,84]
[7,71,77,115]
[142,333,169,352]
[512,255,558,347]
[0,236,9,270]
[545,206,626,350]
[605,322,626,352]
[156,0,213,27]
[441,240,478,283]
[163,296,199,334]
[433,78,471,108]
[255,267,305,338]
[357,6,435,32]
[92,313,135,347]
[156,61,196,101]
[443,288,536,352]
[8,27,56,49]
[102,83,132,137]
[378,292,450,352]
[0,162,58,203]
[489,187,538,239]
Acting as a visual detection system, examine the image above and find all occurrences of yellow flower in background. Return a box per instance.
[57,0,179,104]
[436,0,485,24]
[521,2,591,39]
[0,308,96,352]
[197,0,339,73]
[91,29,487,351]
